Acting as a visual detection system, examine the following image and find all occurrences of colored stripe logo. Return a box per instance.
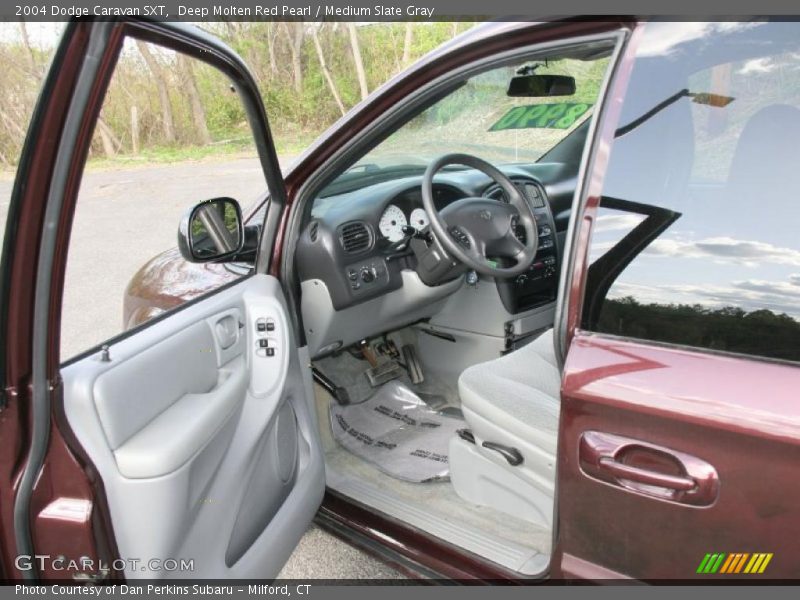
[697,553,773,574]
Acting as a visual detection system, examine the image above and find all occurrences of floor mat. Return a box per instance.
[330,381,466,482]
[314,339,457,408]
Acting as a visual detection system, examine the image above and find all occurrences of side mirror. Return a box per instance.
[178,197,244,263]
[507,74,576,97]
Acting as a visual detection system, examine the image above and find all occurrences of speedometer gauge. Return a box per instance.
[379,204,408,242]
[409,208,430,230]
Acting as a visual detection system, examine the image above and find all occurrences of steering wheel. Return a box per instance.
[421,153,538,278]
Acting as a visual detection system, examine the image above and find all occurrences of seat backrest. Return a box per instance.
[725,103,800,196]
[712,103,800,241]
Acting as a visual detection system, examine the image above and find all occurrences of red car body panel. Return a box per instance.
[559,333,800,579]
[123,248,238,330]
[553,20,800,580]
[0,22,124,581]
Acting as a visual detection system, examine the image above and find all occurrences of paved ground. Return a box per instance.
[0,158,405,580]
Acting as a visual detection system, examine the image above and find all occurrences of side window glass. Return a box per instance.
[583,21,800,362]
[61,39,267,362]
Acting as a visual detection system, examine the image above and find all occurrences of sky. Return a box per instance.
[589,20,800,321]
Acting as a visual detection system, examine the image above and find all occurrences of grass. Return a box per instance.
[0,130,319,178]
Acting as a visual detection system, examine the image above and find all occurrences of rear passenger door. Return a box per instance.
[558,21,800,579]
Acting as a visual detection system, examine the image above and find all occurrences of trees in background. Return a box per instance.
[311,24,347,116]
[284,22,306,94]
[347,23,369,101]
[0,21,473,166]
[0,23,44,165]
[597,297,800,362]
[136,40,177,144]
[177,53,213,145]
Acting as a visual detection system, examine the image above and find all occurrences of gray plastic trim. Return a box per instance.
[63,276,324,579]
[427,276,555,337]
[114,357,248,479]
[326,466,549,576]
[450,437,553,530]
[301,270,463,357]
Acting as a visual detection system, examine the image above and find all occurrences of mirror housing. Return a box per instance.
[178,197,244,263]
[507,74,576,97]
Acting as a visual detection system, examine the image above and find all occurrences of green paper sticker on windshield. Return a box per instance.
[490,102,592,131]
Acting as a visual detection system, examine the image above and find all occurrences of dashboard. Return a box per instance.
[295,164,568,318]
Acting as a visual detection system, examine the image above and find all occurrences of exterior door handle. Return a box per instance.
[598,457,696,491]
[579,431,719,507]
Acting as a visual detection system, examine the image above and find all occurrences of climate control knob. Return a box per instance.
[360,267,375,283]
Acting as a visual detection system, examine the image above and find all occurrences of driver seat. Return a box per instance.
[450,329,561,527]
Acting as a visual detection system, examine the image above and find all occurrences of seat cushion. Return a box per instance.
[458,329,561,457]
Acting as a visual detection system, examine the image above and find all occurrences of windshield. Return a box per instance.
[353,55,610,170]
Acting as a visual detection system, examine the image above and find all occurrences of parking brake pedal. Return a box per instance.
[402,344,424,384]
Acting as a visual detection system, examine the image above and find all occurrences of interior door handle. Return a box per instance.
[579,431,719,507]
[214,315,238,350]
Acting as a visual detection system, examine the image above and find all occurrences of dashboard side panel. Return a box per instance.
[301,271,463,358]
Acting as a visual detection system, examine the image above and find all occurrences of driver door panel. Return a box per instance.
[62,275,324,578]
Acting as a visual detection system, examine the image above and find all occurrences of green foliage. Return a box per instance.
[0,22,479,169]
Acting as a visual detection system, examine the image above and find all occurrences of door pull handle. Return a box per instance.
[598,457,696,491]
[579,431,719,506]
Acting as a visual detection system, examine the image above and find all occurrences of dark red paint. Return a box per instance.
[578,430,720,507]
[123,248,238,329]
[559,333,800,579]
[0,22,108,581]
[555,20,799,580]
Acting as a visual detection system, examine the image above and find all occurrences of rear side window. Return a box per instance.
[582,21,800,363]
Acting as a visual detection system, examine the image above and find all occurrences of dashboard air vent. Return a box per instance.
[485,180,547,208]
[339,221,372,254]
[308,221,319,242]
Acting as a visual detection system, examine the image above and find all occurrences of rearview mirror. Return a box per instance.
[507,74,576,97]
[178,197,244,263]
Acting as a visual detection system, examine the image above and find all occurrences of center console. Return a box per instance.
[491,181,560,314]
